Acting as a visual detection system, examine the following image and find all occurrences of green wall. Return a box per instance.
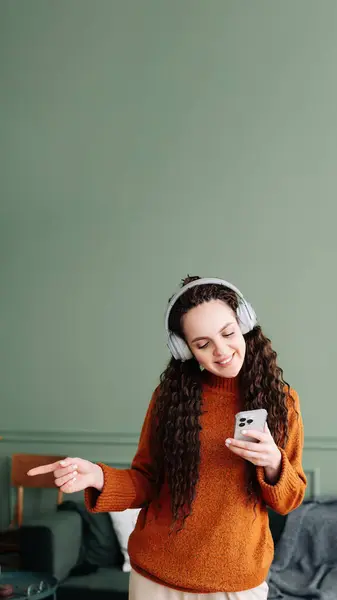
[1,0,337,526]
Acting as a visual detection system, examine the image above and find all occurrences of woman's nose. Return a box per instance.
[213,341,228,357]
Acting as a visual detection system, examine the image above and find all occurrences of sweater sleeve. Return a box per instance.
[256,388,307,515]
[85,389,158,513]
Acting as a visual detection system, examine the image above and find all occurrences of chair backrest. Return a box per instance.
[11,454,65,527]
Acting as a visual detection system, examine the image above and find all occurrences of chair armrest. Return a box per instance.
[20,510,82,581]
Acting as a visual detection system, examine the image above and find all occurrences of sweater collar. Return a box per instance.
[201,371,239,394]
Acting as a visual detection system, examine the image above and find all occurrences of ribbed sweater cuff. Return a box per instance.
[256,449,300,507]
[85,463,136,512]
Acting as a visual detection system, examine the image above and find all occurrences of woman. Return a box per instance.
[28,276,307,599]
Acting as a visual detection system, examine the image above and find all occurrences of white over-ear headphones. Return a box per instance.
[165,278,257,362]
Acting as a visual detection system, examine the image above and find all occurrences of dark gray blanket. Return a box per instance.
[268,498,337,600]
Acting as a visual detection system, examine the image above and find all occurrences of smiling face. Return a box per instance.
[182,299,246,378]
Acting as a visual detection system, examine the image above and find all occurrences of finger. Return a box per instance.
[241,430,269,442]
[60,477,81,493]
[59,457,78,468]
[27,462,60,476]
[27,457,74,477]
[227,444,267,464]
[227,444,261,459]
[55,471,78,488]
[226,438,265,451]
[54,463,78,479]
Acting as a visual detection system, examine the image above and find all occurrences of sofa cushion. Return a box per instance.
[109,509,141,572]
[58,501,123,570]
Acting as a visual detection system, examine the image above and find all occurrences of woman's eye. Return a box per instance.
[198,342,209,350]
[223,332,234,338]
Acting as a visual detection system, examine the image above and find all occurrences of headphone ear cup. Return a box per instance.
[237,301,257,335]
[167,333,179,360]
[167,333,193,362]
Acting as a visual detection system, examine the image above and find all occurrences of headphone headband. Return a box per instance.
[165,278,248,333]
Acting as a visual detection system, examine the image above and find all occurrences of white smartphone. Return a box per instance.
[234,408,268,442]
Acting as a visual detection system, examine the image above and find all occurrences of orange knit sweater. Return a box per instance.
[85,374,307,593]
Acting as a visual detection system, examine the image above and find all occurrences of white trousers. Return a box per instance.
[129,569,269,600]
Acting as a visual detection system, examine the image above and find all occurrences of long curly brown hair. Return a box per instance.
[151,276,294,531]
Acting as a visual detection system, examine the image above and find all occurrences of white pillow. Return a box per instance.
[109,508,141,572]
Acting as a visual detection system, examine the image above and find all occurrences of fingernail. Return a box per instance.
[225,439,231,445]
[60,460,66,466]
[242,431,247,434]
[73,471,78,477]
[73,464,78,470]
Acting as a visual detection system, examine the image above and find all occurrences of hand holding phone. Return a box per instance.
[234,408,267,443]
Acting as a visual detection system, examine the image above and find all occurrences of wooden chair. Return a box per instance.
[0,454,65,558]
